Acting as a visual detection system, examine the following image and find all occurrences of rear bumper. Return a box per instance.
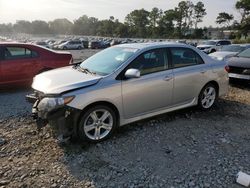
[228,73,250,80]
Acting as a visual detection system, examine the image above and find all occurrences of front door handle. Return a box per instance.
[163,75,173,81]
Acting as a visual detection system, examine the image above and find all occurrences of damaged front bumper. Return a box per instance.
[26,93,81,141]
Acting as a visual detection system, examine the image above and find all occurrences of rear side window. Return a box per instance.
[170,48,204,68]
[4,47,37,60]
[129,48,169,76]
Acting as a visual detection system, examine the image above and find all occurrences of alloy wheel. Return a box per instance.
[83,109,114,141]
[201,86,216,109]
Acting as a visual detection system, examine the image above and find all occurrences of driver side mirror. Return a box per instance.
[125,68,140,79]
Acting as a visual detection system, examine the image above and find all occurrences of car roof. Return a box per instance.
[116,42,191,50]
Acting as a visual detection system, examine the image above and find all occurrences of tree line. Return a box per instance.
[0,0,249,39]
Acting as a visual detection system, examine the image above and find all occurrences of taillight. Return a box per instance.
[225,65,230,73]
[69,57,73,64]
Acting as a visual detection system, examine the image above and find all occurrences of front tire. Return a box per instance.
[77,105,117,142]
[198,84,217,110]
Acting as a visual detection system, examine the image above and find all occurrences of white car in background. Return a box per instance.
[209,44,250,61]
[58,40,84,50]
[197,40,231,54]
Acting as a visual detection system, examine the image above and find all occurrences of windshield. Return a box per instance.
[237,48,250,58]
[80,47,138,75]
[220,45,245,52]
[203,41,216,45]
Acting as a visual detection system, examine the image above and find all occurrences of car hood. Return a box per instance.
[32,66,102,94]
[209,52,237,58]
[197,45,213,48]
[227,56,250,68]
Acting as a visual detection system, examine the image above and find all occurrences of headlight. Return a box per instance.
[38,96,75,112]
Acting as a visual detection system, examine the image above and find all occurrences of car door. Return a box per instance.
[121,48,174,118]
[170,47,209,105]
[1,46,39,85]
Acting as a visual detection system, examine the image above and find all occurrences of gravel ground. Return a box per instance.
[67,49,100,62]
[0,49,249,187]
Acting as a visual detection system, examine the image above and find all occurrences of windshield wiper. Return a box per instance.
[77,66,96,75]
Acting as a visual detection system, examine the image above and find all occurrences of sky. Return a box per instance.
[0,0,240,27]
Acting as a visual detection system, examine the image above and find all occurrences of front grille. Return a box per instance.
[229,66,249,74]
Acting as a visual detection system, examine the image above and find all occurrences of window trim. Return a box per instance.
[169,47,205,69]
[3,46,39,61]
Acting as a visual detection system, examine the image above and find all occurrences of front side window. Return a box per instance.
[128,48,168,76]
[4,47,32,60]
[170,48,203,68]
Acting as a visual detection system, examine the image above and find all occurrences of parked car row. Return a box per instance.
[29,38,139,50]
[26,42,229,142]
[1,39,247,143]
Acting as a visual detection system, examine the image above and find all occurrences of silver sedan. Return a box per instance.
[27,43,229,142]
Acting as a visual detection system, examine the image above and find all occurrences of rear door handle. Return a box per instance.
[163,75,173,81]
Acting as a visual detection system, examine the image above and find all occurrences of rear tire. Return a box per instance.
[198,83,218,110]
[77,105,117,143]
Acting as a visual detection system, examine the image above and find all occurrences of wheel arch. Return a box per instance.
[200,80,219,97]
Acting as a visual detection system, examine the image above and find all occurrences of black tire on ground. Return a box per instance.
[198,83,218,110]
[77,105,117,143]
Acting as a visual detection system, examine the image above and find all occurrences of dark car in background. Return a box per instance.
[80,40,89,48]
[88,41,110,49]
[35,41,50,48]
[0,43,73,87]
[227,48,250,83]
